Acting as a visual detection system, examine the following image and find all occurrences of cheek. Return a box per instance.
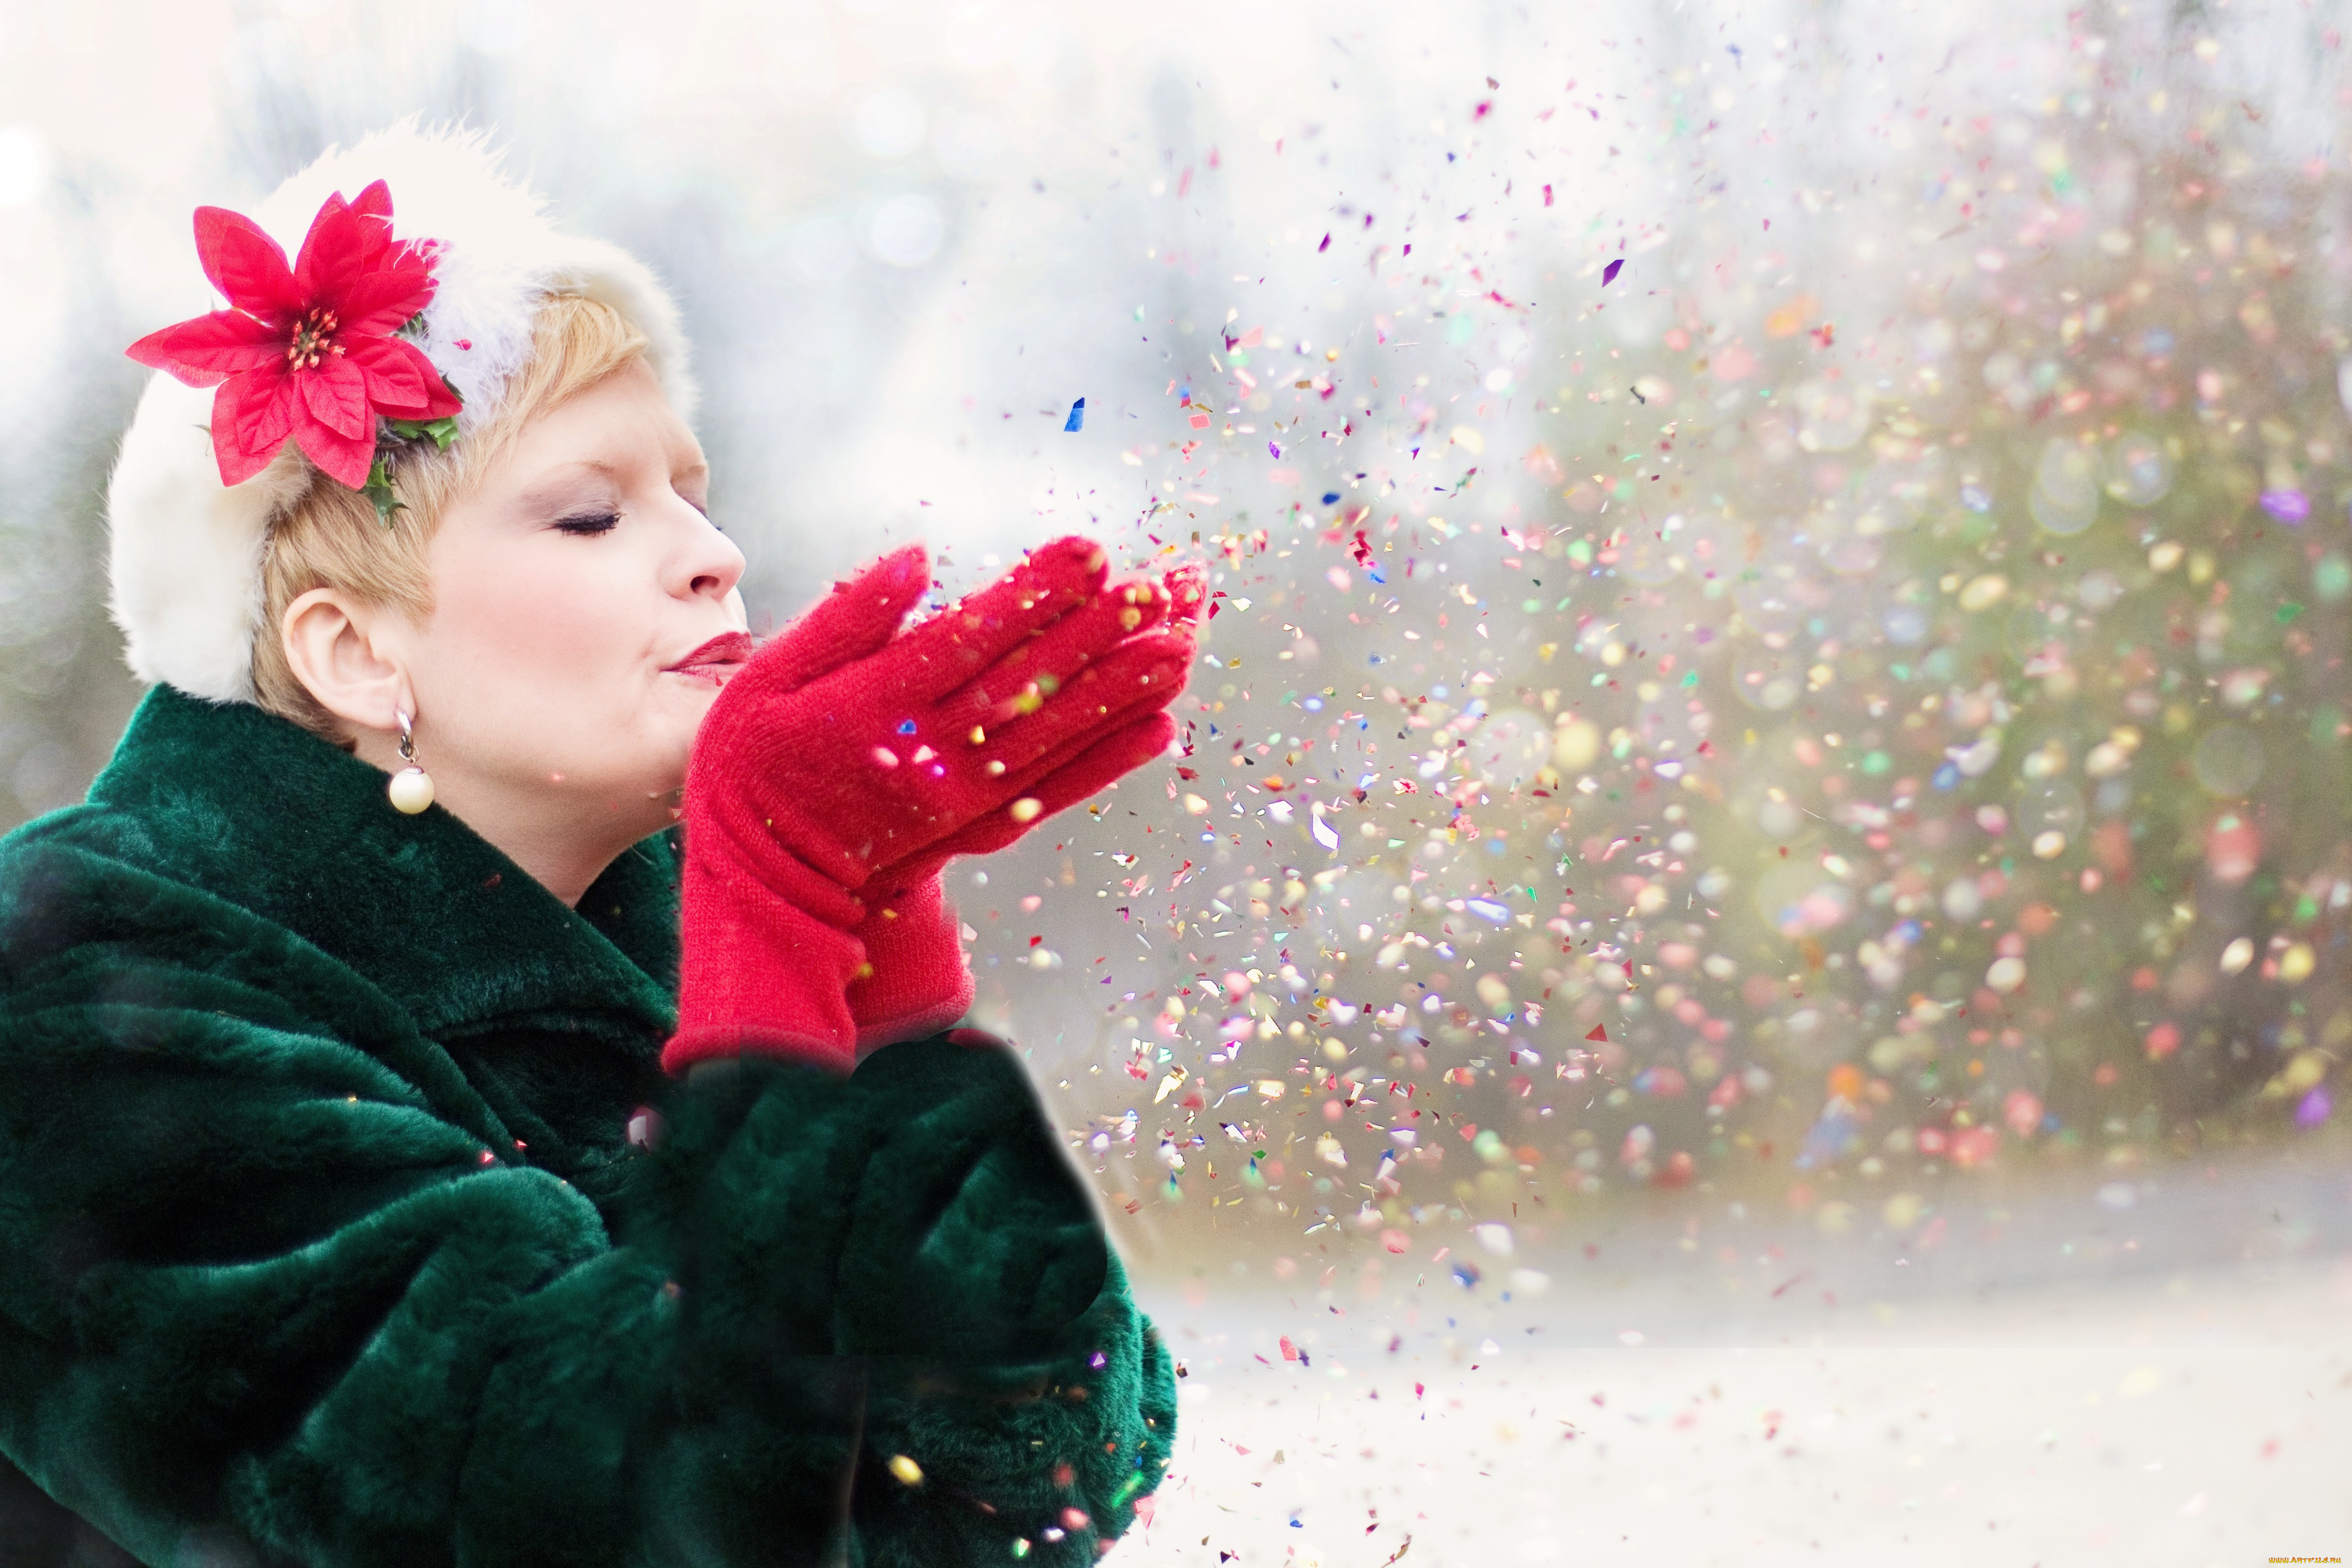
[419,545,657,760]
[436,555,633,678]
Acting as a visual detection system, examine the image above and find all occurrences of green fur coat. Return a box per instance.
[0,686,1175,1567]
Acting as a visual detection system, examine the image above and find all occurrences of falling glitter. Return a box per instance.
[938,9,2351,1271]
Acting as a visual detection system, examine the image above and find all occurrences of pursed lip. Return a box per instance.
[664,630,755,686]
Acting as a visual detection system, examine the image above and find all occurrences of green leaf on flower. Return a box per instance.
[362,457,406,527]
[383,414,460,452]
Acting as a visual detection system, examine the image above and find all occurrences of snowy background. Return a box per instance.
[3,0,2351,1557]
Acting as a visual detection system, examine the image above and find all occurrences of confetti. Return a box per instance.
[923,10,2352,1289]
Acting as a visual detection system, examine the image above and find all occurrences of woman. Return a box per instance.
[0,125,1191,1567]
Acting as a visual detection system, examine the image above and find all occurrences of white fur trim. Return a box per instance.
[107,122,696,702]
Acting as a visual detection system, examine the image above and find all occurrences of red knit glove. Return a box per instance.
[844,709,1182,1049]
[669,545,930,1074]
[669,538,1191,1075]
[844,567,1203,1051]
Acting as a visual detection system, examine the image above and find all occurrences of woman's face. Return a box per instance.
[382,357,748,858]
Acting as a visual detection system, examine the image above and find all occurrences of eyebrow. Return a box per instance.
[515,456,707,513]
[527,458,623,486]
[514,463,621,515]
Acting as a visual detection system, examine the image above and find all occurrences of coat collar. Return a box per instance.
[83,685,679,1048]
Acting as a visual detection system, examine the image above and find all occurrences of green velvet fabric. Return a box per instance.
[0,685,1175,1567]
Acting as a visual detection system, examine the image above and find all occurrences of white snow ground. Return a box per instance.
[1118,1152,2352,1566]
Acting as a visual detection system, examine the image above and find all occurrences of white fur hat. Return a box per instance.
[107,121,697,703]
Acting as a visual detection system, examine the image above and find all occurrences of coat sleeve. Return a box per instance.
[0,840,1174,1568]
[633,1039,1178,1567]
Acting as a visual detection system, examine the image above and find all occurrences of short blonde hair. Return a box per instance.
[252,295,649,741]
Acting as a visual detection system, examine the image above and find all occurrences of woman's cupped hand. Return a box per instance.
[701,535,1200,888]
[666,537,1201,1071]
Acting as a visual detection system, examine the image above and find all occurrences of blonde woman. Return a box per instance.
[0,125,1190,1567]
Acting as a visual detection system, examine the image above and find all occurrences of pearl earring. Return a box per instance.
[388,710,435,815]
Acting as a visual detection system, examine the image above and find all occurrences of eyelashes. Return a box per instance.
[550,497,715,536]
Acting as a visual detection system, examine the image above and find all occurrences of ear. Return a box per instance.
[281,587,411,735]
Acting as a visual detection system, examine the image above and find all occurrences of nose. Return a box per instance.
[671,502,747,604]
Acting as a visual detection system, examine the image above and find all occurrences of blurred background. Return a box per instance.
[4,0,2351,1560]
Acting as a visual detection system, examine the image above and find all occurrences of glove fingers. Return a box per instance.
[887,535,1110,700]
[1008,573,1174,699]
[743,543,932,692]
[976,630,1193,779]
[1011,709,1178,821]
[1006,706,1176,818]
[1165,562,1208,626]
[966,715,1127,822]
[944,574,1172,731]
[904,710,1178,871]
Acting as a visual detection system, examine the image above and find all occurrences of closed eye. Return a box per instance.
[554,510,621,536]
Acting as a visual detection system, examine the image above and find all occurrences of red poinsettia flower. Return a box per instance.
[127,180,461,489]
